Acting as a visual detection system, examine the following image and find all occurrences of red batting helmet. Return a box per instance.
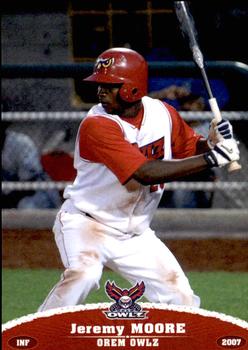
[84,47,148,103]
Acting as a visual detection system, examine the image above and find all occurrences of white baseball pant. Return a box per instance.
[38,199,200,311]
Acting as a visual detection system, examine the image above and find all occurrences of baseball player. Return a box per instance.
[39,48,239,311]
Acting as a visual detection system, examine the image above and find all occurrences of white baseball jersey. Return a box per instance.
[64,96,172,235]
[39,96,201,312]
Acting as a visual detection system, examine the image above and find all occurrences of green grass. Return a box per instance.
[2,269,248,324]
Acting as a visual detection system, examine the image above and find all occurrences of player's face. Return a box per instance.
[97,84,123,114]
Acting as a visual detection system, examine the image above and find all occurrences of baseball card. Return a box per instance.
[2,1,248,349]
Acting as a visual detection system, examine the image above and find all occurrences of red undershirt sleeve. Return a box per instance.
[79,116,149,184]
[163,102,204,158]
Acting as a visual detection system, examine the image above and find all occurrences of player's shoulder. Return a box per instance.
[159,101,183,122]
[82,103,121,127]
[82,114,120,129]
[80,114,123,141]
[144,96,178,114]
[161,100,177,113]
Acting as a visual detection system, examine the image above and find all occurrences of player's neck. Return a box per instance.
[119,100,143,119]
[120,103,144,129]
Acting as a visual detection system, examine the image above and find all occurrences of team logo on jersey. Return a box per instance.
[103,281,148,319]
[95,57,115,70]
[139,136,164,160]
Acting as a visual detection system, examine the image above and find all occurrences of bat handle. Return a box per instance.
[208,98,242,172]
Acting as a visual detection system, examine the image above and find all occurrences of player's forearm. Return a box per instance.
[133,155,209,185]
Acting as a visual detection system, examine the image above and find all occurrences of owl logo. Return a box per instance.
[105,281,145,312]
[95,57,115,70]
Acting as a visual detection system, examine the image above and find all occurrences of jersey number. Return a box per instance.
[139,137,165,193]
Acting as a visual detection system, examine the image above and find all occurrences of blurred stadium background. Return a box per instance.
[2,0,248,321]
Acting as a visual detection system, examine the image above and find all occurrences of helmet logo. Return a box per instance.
[95,57,115,70]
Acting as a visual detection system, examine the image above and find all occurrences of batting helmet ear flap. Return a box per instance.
[119,83,143,103]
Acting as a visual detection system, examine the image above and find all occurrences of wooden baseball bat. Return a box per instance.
[174,1,241,172]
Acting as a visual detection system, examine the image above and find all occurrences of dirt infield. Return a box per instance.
[3,229,248,271]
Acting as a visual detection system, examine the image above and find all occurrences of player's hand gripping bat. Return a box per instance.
[174,1,241,172]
